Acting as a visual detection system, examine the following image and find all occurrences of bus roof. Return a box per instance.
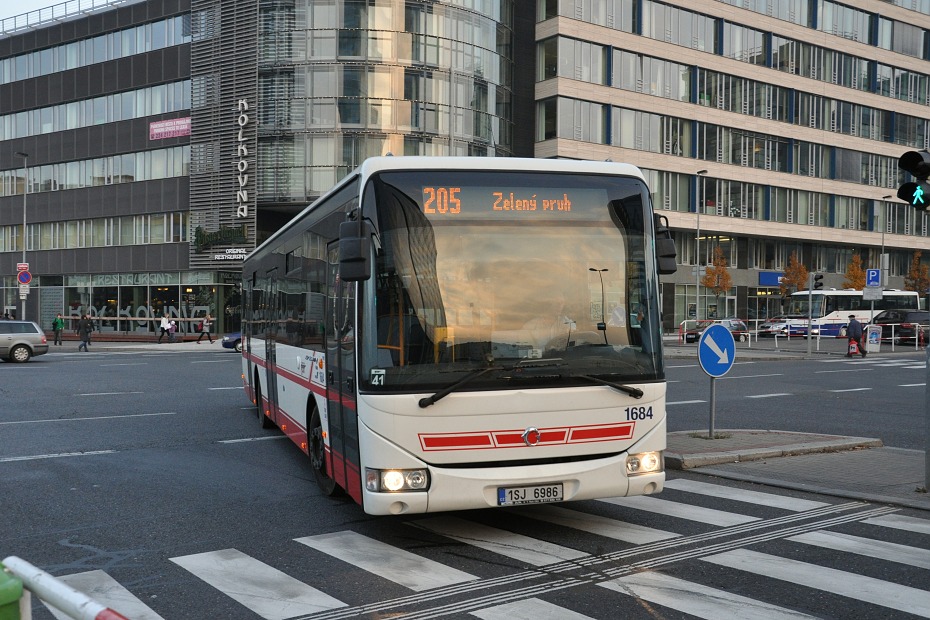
[790,289,914,295]
[246,156,648,262]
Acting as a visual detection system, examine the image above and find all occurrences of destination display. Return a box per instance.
[420,185,611,219]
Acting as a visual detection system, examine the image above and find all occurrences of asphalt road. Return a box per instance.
[2,347,929,619]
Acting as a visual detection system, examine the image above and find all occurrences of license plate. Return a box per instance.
[497,483,563,506]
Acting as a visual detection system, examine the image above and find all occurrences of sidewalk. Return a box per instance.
[667,429,929,511]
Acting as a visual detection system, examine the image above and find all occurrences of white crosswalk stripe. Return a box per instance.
[702,548,930,617]
[39,480,930,620]
[411,515,590,566]
[507,504,678,544]
[599,495,760,526]
[664,478,828,512]
[170,548,346,619]
[789,530,930,569]
[294,530,477,591]
[470,597,595,620]
[865,513,930,535]
[601,570,816,619]
[46,571,165,620]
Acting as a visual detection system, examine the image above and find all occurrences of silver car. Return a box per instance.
[0,320,49,362]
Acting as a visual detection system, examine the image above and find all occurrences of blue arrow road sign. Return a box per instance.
[866,269,880,287]
[698,324,736,377]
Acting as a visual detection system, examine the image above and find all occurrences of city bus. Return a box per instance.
[240,156,676,515]
[787,289,920,337]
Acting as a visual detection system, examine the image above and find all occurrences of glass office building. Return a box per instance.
[0,0,519,333]
[2,0,929,333]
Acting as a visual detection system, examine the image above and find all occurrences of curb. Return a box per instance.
[665,436,883,470]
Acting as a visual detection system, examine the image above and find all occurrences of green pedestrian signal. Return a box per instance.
[898,150,930,211]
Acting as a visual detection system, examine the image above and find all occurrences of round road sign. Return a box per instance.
[17,271,32,285]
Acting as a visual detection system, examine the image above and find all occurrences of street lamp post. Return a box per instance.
[589,267,608,345]
[881,195,891,287]
[14,151,28,322]
[694,170,708,323]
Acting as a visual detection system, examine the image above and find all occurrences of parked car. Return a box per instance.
[684,318,750,343]
[757,316,805,337]
[222,332,242,352]
[870,309,930,344]
[0,320,49,362]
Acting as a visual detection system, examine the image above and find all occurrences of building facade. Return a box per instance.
[1,0,929,333]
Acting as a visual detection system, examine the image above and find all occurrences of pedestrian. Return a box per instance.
[52,313,65,346]
[158,313,170,343]
[168,320,177,343]
[846,314,866,358]
[196,313,215,344]
[77,314,93,352]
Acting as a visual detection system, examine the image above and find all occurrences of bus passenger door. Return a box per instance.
[263,270,280,424]
[325,242,361,503]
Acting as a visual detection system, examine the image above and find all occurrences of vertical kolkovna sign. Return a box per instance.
[236,100,250,218]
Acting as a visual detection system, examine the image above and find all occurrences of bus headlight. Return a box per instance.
[365,468,430,492]
[626,451,663,476]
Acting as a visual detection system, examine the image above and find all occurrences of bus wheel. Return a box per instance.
[310,408,338,496]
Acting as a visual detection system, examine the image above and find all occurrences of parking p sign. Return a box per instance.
[866,268,880,287]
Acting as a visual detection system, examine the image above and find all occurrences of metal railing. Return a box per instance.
[0,0,143,38]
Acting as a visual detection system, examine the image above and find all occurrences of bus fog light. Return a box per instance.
[627,451,663,476]
[405,470,428,489]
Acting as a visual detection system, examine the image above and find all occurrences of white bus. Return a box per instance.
[787,289,920,337]
[240,156,676,515]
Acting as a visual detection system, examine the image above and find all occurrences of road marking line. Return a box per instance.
[171,549,346,619]
[815,368,873,373]
[702,548,930,616]
[296,531,477,591]
[899,383,926,387]
[508,504,678,545]
[191,360,237,364]
[78,391,144,396]
[865,514,930,536]
[98,363,148,367]
[0,412,176,426]
[0,450,116,463]
[208,386,242,390]
[219,436,288,444]
[746,393,791,398]
[718,373,783,380]
[828,387,872,392]
[667,400,705,405]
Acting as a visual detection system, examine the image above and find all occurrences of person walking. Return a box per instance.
[196,313,214,344]
[157,313,170,343]
[846,314,867,358]
[77,314,93,352]
[52,313,65,346]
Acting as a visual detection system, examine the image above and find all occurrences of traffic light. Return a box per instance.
[898,150,930,210]
[813,273,823,290]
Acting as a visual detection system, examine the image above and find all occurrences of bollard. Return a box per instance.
[2,557,128,620]
[0,567,24,620]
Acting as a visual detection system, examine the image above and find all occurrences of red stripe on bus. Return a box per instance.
[420,433,494,450]
[569,423,635,442]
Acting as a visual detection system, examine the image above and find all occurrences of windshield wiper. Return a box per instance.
[572,374,644,399]
[418,359,564,408]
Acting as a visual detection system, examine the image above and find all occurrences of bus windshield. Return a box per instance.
[357,169,663,392]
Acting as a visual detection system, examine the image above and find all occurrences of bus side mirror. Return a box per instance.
[338,220,373,282]
[653,214,677,275]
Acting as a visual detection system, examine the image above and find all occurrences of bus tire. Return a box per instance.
[255,372,274,429]
[310,408,339,496]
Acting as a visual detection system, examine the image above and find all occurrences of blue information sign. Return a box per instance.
[698,324,736,378]
[866,269,880,287]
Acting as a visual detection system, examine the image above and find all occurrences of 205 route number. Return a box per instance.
[498,483,563,506]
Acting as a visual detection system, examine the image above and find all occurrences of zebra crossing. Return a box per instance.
[38,480,930,620]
